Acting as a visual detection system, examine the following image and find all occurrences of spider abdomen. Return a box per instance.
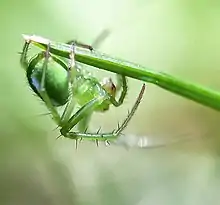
[27,56,70,106]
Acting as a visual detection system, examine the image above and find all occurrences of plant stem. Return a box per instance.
[22,34,220,111]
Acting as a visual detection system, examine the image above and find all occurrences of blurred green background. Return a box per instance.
[1,0,220,204]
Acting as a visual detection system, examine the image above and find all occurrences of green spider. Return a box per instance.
[20,34,145,144]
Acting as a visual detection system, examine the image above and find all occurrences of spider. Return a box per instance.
[20,34,145,145]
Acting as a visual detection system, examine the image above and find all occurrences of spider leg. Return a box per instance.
[20,39,31,70]
[66,29,110,51]
[61,84,145,141]
[66,40,93,51]
[60,95,108,139]
[32,43,61,125]
[111,75,128,107]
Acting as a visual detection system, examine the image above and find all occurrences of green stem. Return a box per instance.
[22,34,220,111]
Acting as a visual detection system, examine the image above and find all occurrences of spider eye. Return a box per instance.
[101,77,116,97]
